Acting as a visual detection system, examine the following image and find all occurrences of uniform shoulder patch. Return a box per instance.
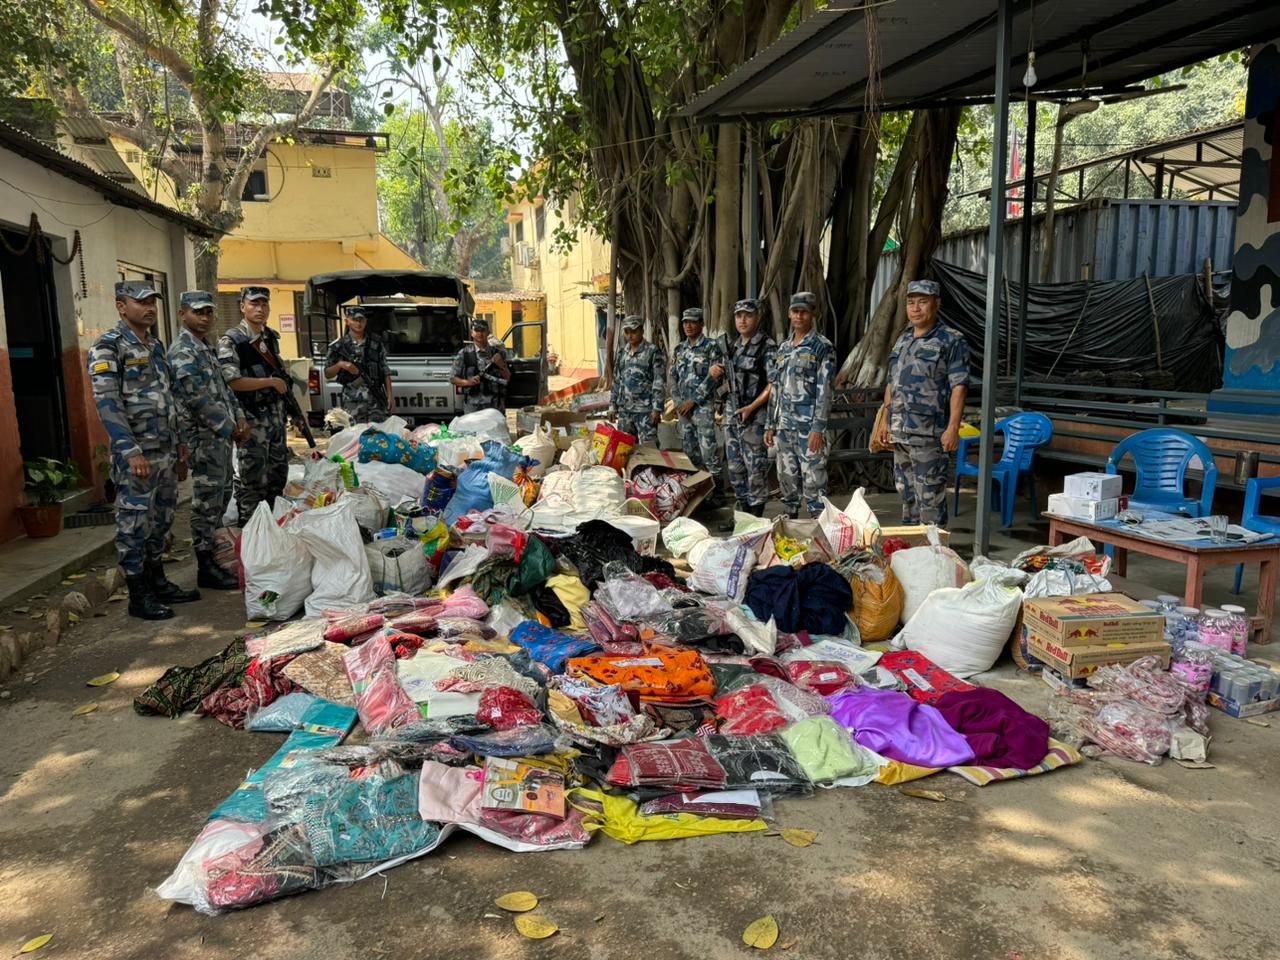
[91,360,113,374]
[124,356,150,366]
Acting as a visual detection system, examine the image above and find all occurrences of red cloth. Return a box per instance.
[477,687,543,731]
[607,738,727,791]
[785,660,857,695]
[322,613,385,643]
[195,656,298,729]
[877,650,975,705]
[714,685,789,736]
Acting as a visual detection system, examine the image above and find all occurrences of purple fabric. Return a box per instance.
[934,688,1050,770]
[826,688,975,768]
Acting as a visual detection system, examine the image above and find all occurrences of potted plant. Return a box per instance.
[20,457,83,538]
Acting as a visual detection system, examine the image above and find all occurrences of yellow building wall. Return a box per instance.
[474,297,547,359]
[507,196,610,377]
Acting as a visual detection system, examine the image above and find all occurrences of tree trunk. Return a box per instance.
[196,245,219,294]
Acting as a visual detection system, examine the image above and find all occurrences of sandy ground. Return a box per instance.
[3,502,1280,960]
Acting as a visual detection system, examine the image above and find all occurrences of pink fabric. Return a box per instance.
[343,634,419,735]
[440,586,489,619]
[418,761,484,823]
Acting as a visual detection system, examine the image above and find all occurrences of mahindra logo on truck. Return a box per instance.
[395,393,452,409]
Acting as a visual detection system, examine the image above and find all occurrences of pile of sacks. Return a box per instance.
[138,487,1126,917]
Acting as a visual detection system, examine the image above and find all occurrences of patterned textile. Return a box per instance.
[196,656,300,729]
[567,647,716,703]
[877,650,976,705]
[478,805,592,848]
[304,774,441,866]
[436,657,542,700]
[948,739,1082,787]
[546,690,666,748]
[204,823,319,910]
[134,637,249,717]
[714,685,789,736]
[607,738,727,791]
[343,635,420,735]
[510,621,600,673]
[282,643,355,706]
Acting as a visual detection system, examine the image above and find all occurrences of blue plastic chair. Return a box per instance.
[1232,477,1280,593]
[1105,428,1217,518]
[953,412,1053,527]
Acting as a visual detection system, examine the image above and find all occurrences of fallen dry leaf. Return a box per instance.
[743,916,779,950]
[594,914,605,923]
[68,574,86,581]
[72,703,99,717]
[899,788,949,802]
[20,933,53,953]
[60,579,74,586]
[780,942,796,951]
[0,625,11,632]
[109,593,128,603]
[67,613,80,624]
[13,606,29,614]
[779,828,817,848]
[86,671,120,687]
[1174,759,1215,770]
[514,915,558,940]
[495,891,538,912]
[1245,717,1271,728]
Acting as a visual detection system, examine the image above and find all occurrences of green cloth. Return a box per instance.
[133,637,249,718]
[509,535,557,597]
[779,715,880,784]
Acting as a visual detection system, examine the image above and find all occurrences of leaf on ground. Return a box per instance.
[743,916,779,949]
[1245,717,1271,728]
[67,574,86,581]
[779,828,817,848]
[29,612,44,620]
[899,788,948,802]
[245,621,266,629]
[0,625,11,632]
[781,942,796,951]
[108,593,128,602]
[13,606,30,614]
[1174,759,1215,770]
[20,933,53,953]
[86,671,120,687]
[514,915,558,939]
[72,703,99,717]
[594,914,605,922]
[67,613,80,624]
[60,579,74,586]
[29,594,47,601]
[495,891,538,912]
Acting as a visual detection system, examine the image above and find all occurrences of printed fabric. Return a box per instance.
[134,637,249,717]
[703,734,812,794]
[567,647,717,702]
[714,684,789,736]
[510,620,601,673]
[877,650,975,705]
[304,773,441,866]
[608,738,727,791]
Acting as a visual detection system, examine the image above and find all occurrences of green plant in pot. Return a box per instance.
[20,457,83,538]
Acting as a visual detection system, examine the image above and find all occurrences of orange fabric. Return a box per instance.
[567,647,717,702]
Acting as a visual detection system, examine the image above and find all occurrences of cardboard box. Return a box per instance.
[1205,690,1280,719]
[1022,593,1166,647]
[1025,628,1171,680]
[624,445,716,517]
[1046,493,1119,522]
[1063,471,1123,501]
[865,525,950,548]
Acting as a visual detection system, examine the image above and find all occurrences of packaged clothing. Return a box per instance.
[744,563,853,636]
[343,634,420,735]
[447,723,563,758]
[714,685,789,736]
[476,804,592,850]
[934,688,1051,769]
[703,734,812,794]
[322,613,385,644]
[258,619,326,658]
[418,761,484,823]
[877,650,975,705]
[304,773,441,866]
[547,690,666,747]
[282,642,355,706]
[567,647,717,702]
[476,686,543,730]
[785,660,858,696]
[202,823,319,911]
[640,701,718,738]
[570,787,766,844]
[554,676,634,726]
[245,692,317,732]
[156,819,269,914]
[395,651,467,702]
[607,738,727,790]
[134,638,249,718]
[510,620,601,673]
[827,688,975,768]
[637,789,764,820]
[596,565,672,621]
[688,533,768,602]
[779,715,883,784]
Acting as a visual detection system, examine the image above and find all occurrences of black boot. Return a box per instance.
[717,502,744,533]
[146,559,201,604]
[750,503,767,517]
[196,549,239,590]
[126,574,174,621]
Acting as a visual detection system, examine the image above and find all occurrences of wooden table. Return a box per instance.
[1045,513,1280,644]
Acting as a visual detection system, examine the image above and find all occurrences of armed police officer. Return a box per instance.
[765,291,835,519]
[89,281,201,620]
[672,307,726,504]
[714,298,775,528]
[218,286,290,522]
[324,305,393,422]
[169,290,248,590]
[876,279,969,527]
[608,314,666,445]
[451,316,510,413]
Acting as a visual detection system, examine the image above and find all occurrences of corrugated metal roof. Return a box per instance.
[474,290,546,302]
[58,116,144,191]
[685,0,1279,119]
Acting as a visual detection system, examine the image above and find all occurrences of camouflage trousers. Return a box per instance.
[616,408,659,446]
[679,405,723,477]
[893,438,949,526]
[189,432,235,552]
[236,410,289,523]
[725,412,769,507]
[339,384,388,424]
[112,450,176,576]
[776,428,828,516]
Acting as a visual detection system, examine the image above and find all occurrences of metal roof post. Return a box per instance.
[974,0,1014,558]
[1014,101,1037,407]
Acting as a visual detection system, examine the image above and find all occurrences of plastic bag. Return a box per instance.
[591,422,637,471]
[847,549,904,643]
[346,485,390,534]
[889,526,970,623]
[443,462,495,528]
[289,499,375,618]
[513,423,557,478]
[301,456,343,508]
[343,633,420,735]
[429,436,485,469]
[477,686,543,730]
[245,692,317,732]
[595,563,673,621]
[421,466,457,514]
[715,684,790,735]
[449,408,511,444]
[155,819,269,914]
[897,576,1022,678]
[844,487,880,543]
[560,437,594,471]
[762,517,834,568]
[365,537,431,596]
[662,517,711,558]
[689,532,767,602]
[818,496,861,555]
[1024,567,1113,597]
[352,459,427,506]
[1081,700,1172,765]
[242,502,313,621]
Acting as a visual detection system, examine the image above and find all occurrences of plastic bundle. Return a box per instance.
[553,676,634,726]
[448,723,565,757]
[388,610,439,636]
[595,562,672,621]
[722,673,831,721]
[323,613,385,644]
[476,686,544,730]
[261,758,352,819]
[1080,701,1172,765]
[1088,655,1210,736]
[245,693,317,732]
[715,684,790,735]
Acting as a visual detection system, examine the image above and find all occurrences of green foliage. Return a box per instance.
[23,457,83,506]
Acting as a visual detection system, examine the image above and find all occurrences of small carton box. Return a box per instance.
[1063,471,1123,501]
[624,445,715,517]
[1046,493,1119,522]
[1205,690,1280,719]
[1025,628,1171,680]
[1021,593,1166,647]
[865,525,950,548]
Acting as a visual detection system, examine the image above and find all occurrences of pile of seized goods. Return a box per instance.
[136,411,1258,916]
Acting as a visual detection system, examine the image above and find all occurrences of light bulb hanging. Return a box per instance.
[1023,51,1038,87]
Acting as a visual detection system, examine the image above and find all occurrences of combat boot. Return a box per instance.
[717,501,745,533]
[750,503,767,517]
[196,550,239,590]
[145,559,201,604]
[126,574,174,621]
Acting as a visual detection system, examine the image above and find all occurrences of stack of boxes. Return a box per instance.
[1046,471,1124,522]
[1023,593,1170,683]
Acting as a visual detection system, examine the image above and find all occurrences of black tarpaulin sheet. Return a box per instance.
[931,260,1226,393]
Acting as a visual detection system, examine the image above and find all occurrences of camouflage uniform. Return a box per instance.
[324,332,391,422]
[218,320,288,521]
[724,328,776,509]
[169,327,242,552]
[887,321,970,526]
[88,321,179,576]
[453,340,510,413]
[610,339,666,445]
[671,332,725,476]
[768,329,835,516]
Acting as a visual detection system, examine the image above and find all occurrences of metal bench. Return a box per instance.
[826,386,893,493]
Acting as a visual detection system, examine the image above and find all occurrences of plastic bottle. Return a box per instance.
[1156,594,1182,613]
[1220,604,1250,656]
[1196,609,1234,654]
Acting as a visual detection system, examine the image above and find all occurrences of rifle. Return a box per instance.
[253,340,317,449]
[341,339,390,414]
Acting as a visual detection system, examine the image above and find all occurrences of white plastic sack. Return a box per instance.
[715,602,778,656]
[818,496,861,555]
[572,466,625,515]
[301,456,343,506]
[155,819,268,914]
[897,576,1022,678]
[844,487,880,542]
[353,459,427,506]
[970,555,1029,586]
[513,423,556,479]
[242,501,313,621]
[449,408,510,444]
[662,517,711,558]
[889,526,970,624]
[429,436,486,468]
[289,499,375,617]
[1024,568,1113,598]
[347,485,390,534]
[560,437,594,471]
[325,423,371,460]
[365,537,431,595]
[689,532,768,602]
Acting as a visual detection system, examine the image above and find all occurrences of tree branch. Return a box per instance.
[77,0,196,87]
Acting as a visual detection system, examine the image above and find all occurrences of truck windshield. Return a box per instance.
[368,305,463,356]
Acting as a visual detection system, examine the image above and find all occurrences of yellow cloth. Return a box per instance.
[874,760,942,784]
[546,573,590,631]
[568,788,767,844]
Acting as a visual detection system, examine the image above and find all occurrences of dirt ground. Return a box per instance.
[3,505,1280,960]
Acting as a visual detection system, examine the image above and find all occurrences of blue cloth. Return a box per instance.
[744,565,853,636]
[304,773,440,866]
[509,620,600,673]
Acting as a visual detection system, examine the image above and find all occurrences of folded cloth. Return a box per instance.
[567,647,716,702]
[934,688,1051,769]
[638,789,762,819]
[827,687,975,768]
[134,637,249,717]
[703,734,812,794]
[510,620,601,673]
[282,642,355,705]
[947,738,1081,786]
[778,715,883,784]
[876,650,976,705]
[744,564,852,635]
[607,738,727,791]
[714,684,789,736]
